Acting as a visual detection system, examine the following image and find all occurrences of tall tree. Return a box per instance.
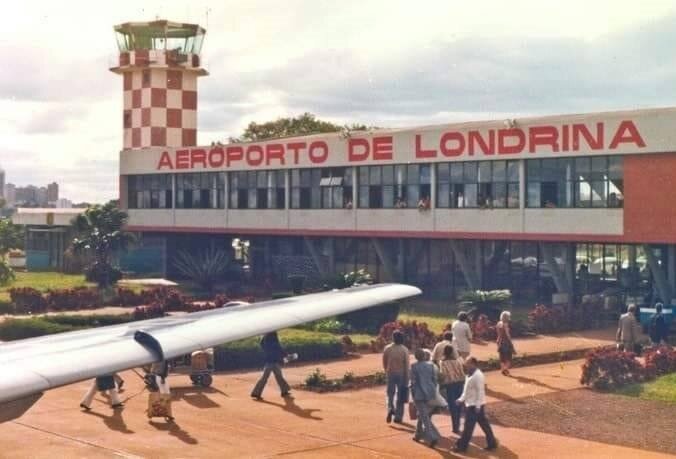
[0,218,23,256]
[228,112,370,143]
[71,201,135,288]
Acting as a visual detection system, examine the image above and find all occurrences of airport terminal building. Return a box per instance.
[114,21,676,304]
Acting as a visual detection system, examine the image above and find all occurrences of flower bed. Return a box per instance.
[297,369,387,393]
[372,319,437,352]
[580,346,676,390]
[295,346,607,394]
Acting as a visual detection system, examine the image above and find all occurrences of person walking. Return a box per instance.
[453,357,498,453]
[496,311,515,376]
[439,345,465,434]
[431,331,455,365]
[649,303,669,346]
[251,331,291,400]
[451,312,473,359]
[80,374,123,410]
[410,348,441,448]
[383,330,410,423]
[617,304,643,353]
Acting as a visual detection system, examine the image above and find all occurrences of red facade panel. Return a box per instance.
[624,153,676,243]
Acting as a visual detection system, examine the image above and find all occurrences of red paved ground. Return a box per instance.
[1,326,660,458]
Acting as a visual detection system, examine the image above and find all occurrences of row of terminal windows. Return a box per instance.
[127,156,624,210]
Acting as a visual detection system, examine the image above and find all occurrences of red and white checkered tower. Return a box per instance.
[110,20,208,149]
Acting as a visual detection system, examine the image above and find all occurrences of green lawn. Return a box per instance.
[617,373,676,404]
[0,272,92,304]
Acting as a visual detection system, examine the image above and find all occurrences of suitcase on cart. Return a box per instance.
[147,392,173,421]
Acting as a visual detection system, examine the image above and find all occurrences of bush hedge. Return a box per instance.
[0,314,133,341]
[339,302,400,334]
[214,332,343,371]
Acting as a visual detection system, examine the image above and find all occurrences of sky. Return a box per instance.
[1,0,676,203]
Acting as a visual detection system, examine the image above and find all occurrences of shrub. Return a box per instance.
[374,319,437,351]
[0,259,15,286]
[340,302,400,334]
[173,248,230,292]
[114,287,149,306]
[0,318,74,340]
[305,368,329,387]
[214,333,343,371]
[644,346,676,376]
[0,314,135,341]
[155,287,189,311]
[46,287,101,311]
[373,371,387,384]
[342,371,355,383]
[461,289,512,322]
[528,304,565,334]
[580,347,648,390]
[341,335,357,353]
[9,287,48,314]
[84,261,122,288]
[132,302,165,320]
[44,314,133,327]
[470,314,497,341]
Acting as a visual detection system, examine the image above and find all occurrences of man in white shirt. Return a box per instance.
[451,311,472,358]
[453,357,497,453]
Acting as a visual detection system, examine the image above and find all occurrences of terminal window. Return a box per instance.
[291,167,352,209]
[526,156,623,208]
[357,164,431,209]
[230,170,285,209]
[436,160,519,208]
[127,174,172,209]
[176,172,225,209]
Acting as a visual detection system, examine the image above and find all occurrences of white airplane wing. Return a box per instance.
[0,283,420,421]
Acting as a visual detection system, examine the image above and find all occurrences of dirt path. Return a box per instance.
[489,387,676,455]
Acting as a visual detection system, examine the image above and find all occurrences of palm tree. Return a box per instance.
[71,202,135,288]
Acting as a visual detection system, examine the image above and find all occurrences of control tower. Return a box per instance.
[110,20,208,149]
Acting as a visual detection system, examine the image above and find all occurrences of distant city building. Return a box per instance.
[0,167,5,199]
[4,183,16,206]
[55,198,72,208]
[47,182,59,203]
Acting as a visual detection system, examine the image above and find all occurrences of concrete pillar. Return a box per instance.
[303,236,327,278]
[397,239,405,280]
[430,164,437,209]
[284,170,290,209]
[474,241,483,288]
[518,159,526,209]
[540,242,573,296]
[450,240,480,290]
[668,244,676,303]
[643,244,672,304]
[371,238,397,281]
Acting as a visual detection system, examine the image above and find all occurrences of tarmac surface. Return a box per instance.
[0,328,669,458]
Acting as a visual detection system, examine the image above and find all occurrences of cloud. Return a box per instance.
[199,12,676,139]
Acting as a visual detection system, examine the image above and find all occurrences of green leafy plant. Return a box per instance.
[373,371,387,384]
[304,368,329,387]
[342,371,355,383]
[0,259,15,286]
[461,289,512,322]
[173,247,230,293]
[71,202,135,288]
[0,218,23,256]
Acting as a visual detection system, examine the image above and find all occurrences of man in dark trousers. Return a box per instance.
[650,303,670,345]
[453,357,498,453]
[251,331,291,400]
